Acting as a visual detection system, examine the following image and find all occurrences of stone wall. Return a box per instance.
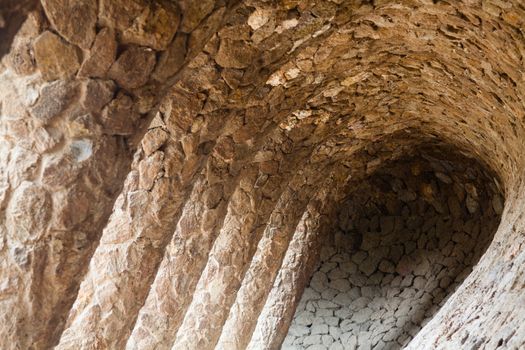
[0,1,525,349]
[0,1,240,347]
[284,153,502,350]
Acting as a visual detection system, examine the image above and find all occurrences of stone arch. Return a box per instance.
[0,1,524,350]
[282,146,504,349]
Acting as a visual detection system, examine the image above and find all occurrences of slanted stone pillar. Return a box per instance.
[248,183,341,350]
[0,1,229,348]
[216,170,330,350]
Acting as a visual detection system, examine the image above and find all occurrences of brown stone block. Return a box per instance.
[33,31,81,81]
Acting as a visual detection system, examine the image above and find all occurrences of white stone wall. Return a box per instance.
[283,156,502,350]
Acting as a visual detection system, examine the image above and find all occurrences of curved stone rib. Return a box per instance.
[215,169,328,350]
[0,1,234,347]
[124,173,226,350]
[171,145,314,349]
[406,190,525,350]
[55,137,198,349]
[247,177,342,350]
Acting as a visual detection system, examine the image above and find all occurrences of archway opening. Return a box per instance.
[284,147,504,350]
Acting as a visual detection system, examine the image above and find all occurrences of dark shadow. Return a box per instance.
[284,149,503,350]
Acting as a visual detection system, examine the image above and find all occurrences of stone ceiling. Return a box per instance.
[0,0,524,349]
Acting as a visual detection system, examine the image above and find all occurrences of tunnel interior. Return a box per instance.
[2,1,525,349]
[283,146,504,350]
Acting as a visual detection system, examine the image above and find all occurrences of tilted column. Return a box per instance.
[171,146,314,349]
[125,134,243,349]
[215,169,326,350]
[247,179,341,350]
[0,1,229,348]
[56,97,233,348]
[126,123,307,349]
[0,7,155,350]
[124,172,228,349]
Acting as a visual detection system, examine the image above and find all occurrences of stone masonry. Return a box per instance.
[284,154,502,350]
[0,1,525,350]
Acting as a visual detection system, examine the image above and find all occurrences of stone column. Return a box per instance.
[247,181,341,350]
[0,1,228,348]
[56,93,232,349]
[171,146,315,349]
[215,169,327,350]
[126,137,267,348]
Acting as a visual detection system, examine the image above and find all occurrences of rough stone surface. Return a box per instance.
[98,0,181,51]
[100,92,138,135]
[1,1,525,350]
[30,80,79,122]
[33,31,80,81]
[107,46,157,90]
[40,0,97,49]
[78,28,117,78]
[0,0,38,58]
[285,156,501,349]
[179,0,215,33]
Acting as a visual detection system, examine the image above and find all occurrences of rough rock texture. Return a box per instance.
[284,155,502,350]
[0,0,39,58]
[0,1,525,350]
[0,1,234,348]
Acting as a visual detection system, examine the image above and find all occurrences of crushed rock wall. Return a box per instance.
[284,154,502,350]
[0,1,524,349]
